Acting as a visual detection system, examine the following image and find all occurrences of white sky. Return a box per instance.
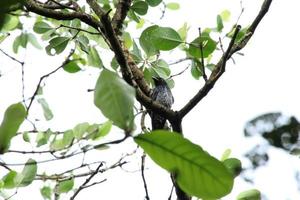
[1,0,300,199]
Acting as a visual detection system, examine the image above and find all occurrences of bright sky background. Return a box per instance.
[1,0,300,199]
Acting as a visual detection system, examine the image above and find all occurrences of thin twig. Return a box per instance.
[0,49,24,65]
[141,153,150,200]
[70,163,104,200]
[198,28,207,81]
[169,65,190,79]
[26,49,75,112]
[56,24,100,35]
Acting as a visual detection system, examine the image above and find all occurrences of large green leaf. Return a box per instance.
[0,103,26,154]
[2,171,18,189]
[134,131,234,199]
[140,25,182,56]
[139,25,159,56]
[18,158,37,187]
[94,69,135,131]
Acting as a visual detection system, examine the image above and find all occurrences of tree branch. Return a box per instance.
[178,0,273,119]
[24,0,102,31]
[112,0,132,34]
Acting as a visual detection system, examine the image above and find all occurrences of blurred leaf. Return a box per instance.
[57,179,74,194]
[87,46,103,68]
[145,0,162,7]
[33,21,53,34]
[166,2,180,10]
[77,35,89,53]
[40,186,52,199]
[131,1,148,15]
[37,98,53,121]
[18,159,37,187]
[237,189,261,200]
[122,32,132,48]
[134,130,234,199]
[63,60,81,73]
[0,15,19,32]
[94,69,135,131]
[2,171,18,189]
[191,59,202,80]
[220,10,231,22]
[128,10,141,23]
[20,32,28,48]
[0,0,24,12]
[131,40,143,63]
[28,33,42,49]
[136,18,145,29]
[92,120,112,140]
[36,130,52,147]
[23,131,30,143]
[223,158,242,177]
[221,148,232,161]
[46,36,70,55]
[50,130,73,151]
[178,22,189,42]
[216,15,224,32]
[139,25,159,56]
[0,102,26,154]
[73,122,89,140]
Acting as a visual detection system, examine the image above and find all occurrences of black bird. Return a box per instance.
[150,77,174,130]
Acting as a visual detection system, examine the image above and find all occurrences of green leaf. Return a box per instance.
[217,15,224,32]
[36,130,52,147]
[178,22,189,42]
[57,179,74,194]
[77,35,89,53]
[0,14,19,32]
[221,148,231,161]
[220,10,231,22]
[20,33,28,48]
[188,34,217,58]
[190,60,202,80]
[40,186,52,199]
[0,0,24,13]
[145,0,162,7]
[139,25,160,56]
[151,59,171,79]
[0,103,26,154]
[33,21,53,34]
[166,2,180,10]
[94,69,135,131]
[28,33,42,49]
[73,122,89,140]
[87,46,103,68]
[223,158,242,177]
[131,1,148,16]
[122,32,133,48]
[46,36,70,55]
[50,130,74,151]
[13,35,21,53]
[151,26,182,50]
[91,120,112,140]
[18,158,37,187]
[37,98,54,121]
[237,189,261,200]
[140,25,182,56]
[63,60,81,73]
[131,40,143,63]
[2,171,18,189]
[134,130,233,199]
[23,131,30,143]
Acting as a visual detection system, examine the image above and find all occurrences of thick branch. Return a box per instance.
[112,0,132,34]
[24,0,101,31]
[179,0,272,118]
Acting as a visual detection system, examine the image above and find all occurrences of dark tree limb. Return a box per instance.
[112,0,132,34]
[24,0,102,31]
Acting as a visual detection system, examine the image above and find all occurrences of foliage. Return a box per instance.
[0,0,273,199]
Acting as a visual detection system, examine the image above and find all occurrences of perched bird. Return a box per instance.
[150,77,174,130]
